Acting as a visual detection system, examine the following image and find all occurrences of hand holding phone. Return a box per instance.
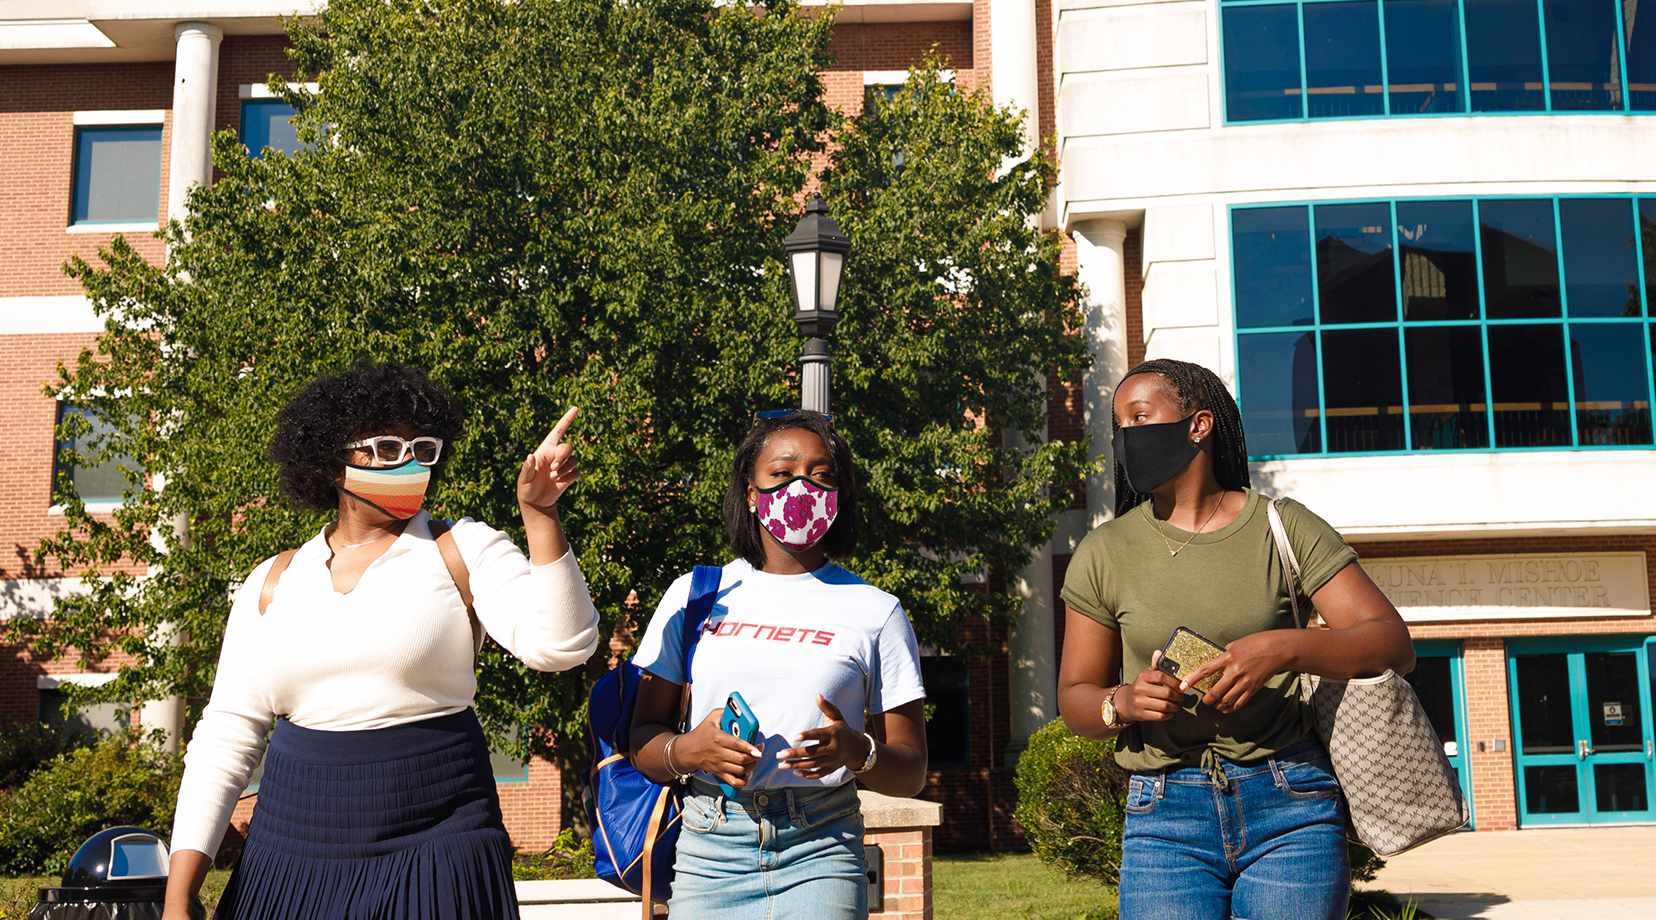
[1157,627,1227,695]
[718,693,761,798]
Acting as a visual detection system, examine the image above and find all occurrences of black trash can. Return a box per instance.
[30,827,204,920]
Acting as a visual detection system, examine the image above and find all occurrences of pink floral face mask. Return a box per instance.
[753,476,840,549]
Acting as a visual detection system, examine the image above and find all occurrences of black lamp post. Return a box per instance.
[783,194,851,414]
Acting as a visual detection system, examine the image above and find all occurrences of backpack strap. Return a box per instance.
[427,519,482,652]
[257,549,299,616]
[676,565,723,728]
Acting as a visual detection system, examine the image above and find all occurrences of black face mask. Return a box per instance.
[1114,414,1200,493]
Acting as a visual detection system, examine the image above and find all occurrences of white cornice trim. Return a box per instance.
[73,109,165,125]
[239,81,319,99]
[0,295,105,334]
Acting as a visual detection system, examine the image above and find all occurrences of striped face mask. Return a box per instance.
[341,458,431,520]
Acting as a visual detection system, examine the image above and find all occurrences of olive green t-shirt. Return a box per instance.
[1059,490,1357,774]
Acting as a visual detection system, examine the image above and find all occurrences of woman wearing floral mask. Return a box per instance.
[627,411,929,920]
[163,362,600,920]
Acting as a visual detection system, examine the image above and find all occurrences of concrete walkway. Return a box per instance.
[1362,826,1656,919]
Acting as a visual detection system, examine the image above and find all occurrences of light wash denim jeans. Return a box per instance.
[1119,741,1350,920]
[669,779,867,920]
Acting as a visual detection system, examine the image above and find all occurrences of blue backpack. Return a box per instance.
[587,565,722,911]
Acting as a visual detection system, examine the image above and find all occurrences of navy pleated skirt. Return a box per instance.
[214,710,520,920]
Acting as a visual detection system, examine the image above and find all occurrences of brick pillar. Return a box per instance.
[1461,636,1517,830]
[861,790,942,920]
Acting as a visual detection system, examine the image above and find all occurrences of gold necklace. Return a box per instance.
[1150,493,1225,557]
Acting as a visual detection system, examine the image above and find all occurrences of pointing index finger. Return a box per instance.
[541,406,579,451]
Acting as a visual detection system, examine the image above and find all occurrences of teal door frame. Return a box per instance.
[1414,639,1475,829]
[1507,636,1656,826]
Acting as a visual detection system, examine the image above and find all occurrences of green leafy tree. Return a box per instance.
[7,0,1086,816]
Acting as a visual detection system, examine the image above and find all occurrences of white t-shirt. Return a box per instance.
[632,558,926,790]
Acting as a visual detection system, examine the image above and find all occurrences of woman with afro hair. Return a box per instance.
[163,362,600,920]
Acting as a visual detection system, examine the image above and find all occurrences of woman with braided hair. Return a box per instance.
[1056,359,1414,920]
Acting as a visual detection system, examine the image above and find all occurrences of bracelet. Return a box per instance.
[664,733,689,782]
[851,732,879,774]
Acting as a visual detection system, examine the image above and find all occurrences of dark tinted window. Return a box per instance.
[1481,199,1560,318]
[1304,1,1386,118]
[1559,198,1641,318]
[1488,324,1571,446]
[1628,2,1656,110]
[1322,328,1406,451]
[1235,207,1314,328]
[1571,324,1654,445]
[1464,0,1546,111]
[1224,5,1304,121]
[1239,332,1323,455]
[920,656,970,768]
[1542,0,1623,110]
[1316,202,1397,324]
[1398,200,1480,320]
[1385,0,1465,114]
[1406,326,1490,449]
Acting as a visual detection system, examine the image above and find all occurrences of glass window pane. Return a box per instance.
[1524,765,1581,813]
[1398,200,1480,320]
[1321,329,1406,452]
[1543,0,1624,110]
[1316,203,1397,324]
[1224,5,1304,121]
[1570,323,1653,445]
[1465,0,1546,111]
[1405,656,1456,746]
[1481,199,1561,318]
[1585,652,1645,752]
[1239,332,1323,455]
[1628,1,1656,110]
[1560,199,1641,318]
[1385,0,1465,113]
[1639,198,1656,309]
[1595,763,1649,813]
[1304,1,1386,118]
[240,99,305,157]
[70,126,163,224]
[1234,207,1314,328]
[1405,326,1490,449]
[1516,654,1576,753]
[1488,324,1571,446]
[55,404,133,503]
[921,657,970,768]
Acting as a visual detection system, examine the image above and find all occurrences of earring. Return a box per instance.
[748,505,756,513]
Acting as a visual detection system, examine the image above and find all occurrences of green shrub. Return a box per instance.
[512,828,596,881]
[0,733,183,876]
[0,724,92,792]
[1012,720,1128,885]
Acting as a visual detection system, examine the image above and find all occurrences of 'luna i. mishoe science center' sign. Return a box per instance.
[1359,552,1650,622]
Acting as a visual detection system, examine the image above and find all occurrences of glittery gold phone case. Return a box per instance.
[1158,627,1226,694]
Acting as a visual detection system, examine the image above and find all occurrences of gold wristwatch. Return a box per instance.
[1100,685,1128,730]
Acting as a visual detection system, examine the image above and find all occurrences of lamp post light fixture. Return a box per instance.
[783,194,851,415]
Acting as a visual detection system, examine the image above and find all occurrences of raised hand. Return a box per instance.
[517,406,580,512]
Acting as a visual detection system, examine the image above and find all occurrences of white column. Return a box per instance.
[989,0,1040,158]
[165,22,223,224]
[146,21,221,749]
[1074,220,1130,529]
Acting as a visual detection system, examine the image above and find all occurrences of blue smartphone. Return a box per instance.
[719,692,760,799]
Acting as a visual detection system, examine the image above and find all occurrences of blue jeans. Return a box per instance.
[670,780,867,920]
[1119,742,1350,920]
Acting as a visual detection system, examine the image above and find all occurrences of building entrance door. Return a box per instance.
[1408,641,1473,826]
[1508,637,1656,826]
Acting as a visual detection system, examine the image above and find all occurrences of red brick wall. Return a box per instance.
[0,63,173,296]
[868,826,934,919]
[214,35,298,156]
[921,616,1020,850]
[1125,228,1144,370]
[495,755,566,851]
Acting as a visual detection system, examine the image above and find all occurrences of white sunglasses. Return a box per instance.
[342,435,445,466]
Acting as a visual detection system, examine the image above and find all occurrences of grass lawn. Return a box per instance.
[934,853,1116,920]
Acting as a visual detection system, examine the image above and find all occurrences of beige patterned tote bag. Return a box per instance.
[1266,499,1470,857]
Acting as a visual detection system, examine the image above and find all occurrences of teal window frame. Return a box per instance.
[1219,0,1650,123]
[1230,194,1656,461]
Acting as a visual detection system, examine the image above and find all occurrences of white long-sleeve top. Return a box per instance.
[170,511,601,857]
